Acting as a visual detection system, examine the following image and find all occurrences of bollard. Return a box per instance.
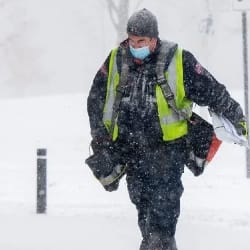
[37,148,47,214]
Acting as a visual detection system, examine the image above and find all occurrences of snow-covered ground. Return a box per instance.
[0,93,250,250]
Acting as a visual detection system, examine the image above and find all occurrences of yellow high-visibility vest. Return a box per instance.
[103,41,192,141]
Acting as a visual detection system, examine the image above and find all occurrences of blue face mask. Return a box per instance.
[129,45,150,60]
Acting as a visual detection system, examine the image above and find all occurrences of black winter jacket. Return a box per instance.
[87,39,244,147]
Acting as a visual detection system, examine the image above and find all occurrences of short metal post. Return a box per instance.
[37,148,47,213]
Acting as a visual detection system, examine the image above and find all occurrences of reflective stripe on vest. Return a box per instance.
[103,44,192,141]
[156,47,192,141]
[102,48,119,141]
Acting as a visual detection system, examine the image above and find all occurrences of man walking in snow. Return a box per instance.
[86,8,247,250]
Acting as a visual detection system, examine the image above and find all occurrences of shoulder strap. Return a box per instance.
[156,41,190,120]
[109,48,129,137]
[156,40,178,78]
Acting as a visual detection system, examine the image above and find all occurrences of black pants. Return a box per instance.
[123,140,186,248]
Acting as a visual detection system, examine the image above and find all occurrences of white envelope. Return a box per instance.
[210,112,249,147]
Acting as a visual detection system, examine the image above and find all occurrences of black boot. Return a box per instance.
[147,233,177,250]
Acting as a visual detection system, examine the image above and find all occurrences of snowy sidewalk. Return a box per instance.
[1,212,250,250]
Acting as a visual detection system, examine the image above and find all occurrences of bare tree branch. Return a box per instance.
[106,0,118,12]
[105,0,145,43]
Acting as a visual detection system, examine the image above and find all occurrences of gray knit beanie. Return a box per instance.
[127,8,159,38]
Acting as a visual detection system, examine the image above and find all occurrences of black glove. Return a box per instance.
[234,118,248,137]
[91,137,114,154]
[104,180,119,192]
[85,153,125,192]
[85,148,115,179]
[86,139,125,192]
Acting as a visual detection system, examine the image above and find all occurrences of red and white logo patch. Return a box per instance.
[195,63,203,74]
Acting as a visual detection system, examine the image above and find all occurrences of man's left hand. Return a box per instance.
[235,118,248,138]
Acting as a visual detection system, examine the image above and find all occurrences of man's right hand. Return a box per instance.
[91,137,114,154]
[104,180,119,192]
